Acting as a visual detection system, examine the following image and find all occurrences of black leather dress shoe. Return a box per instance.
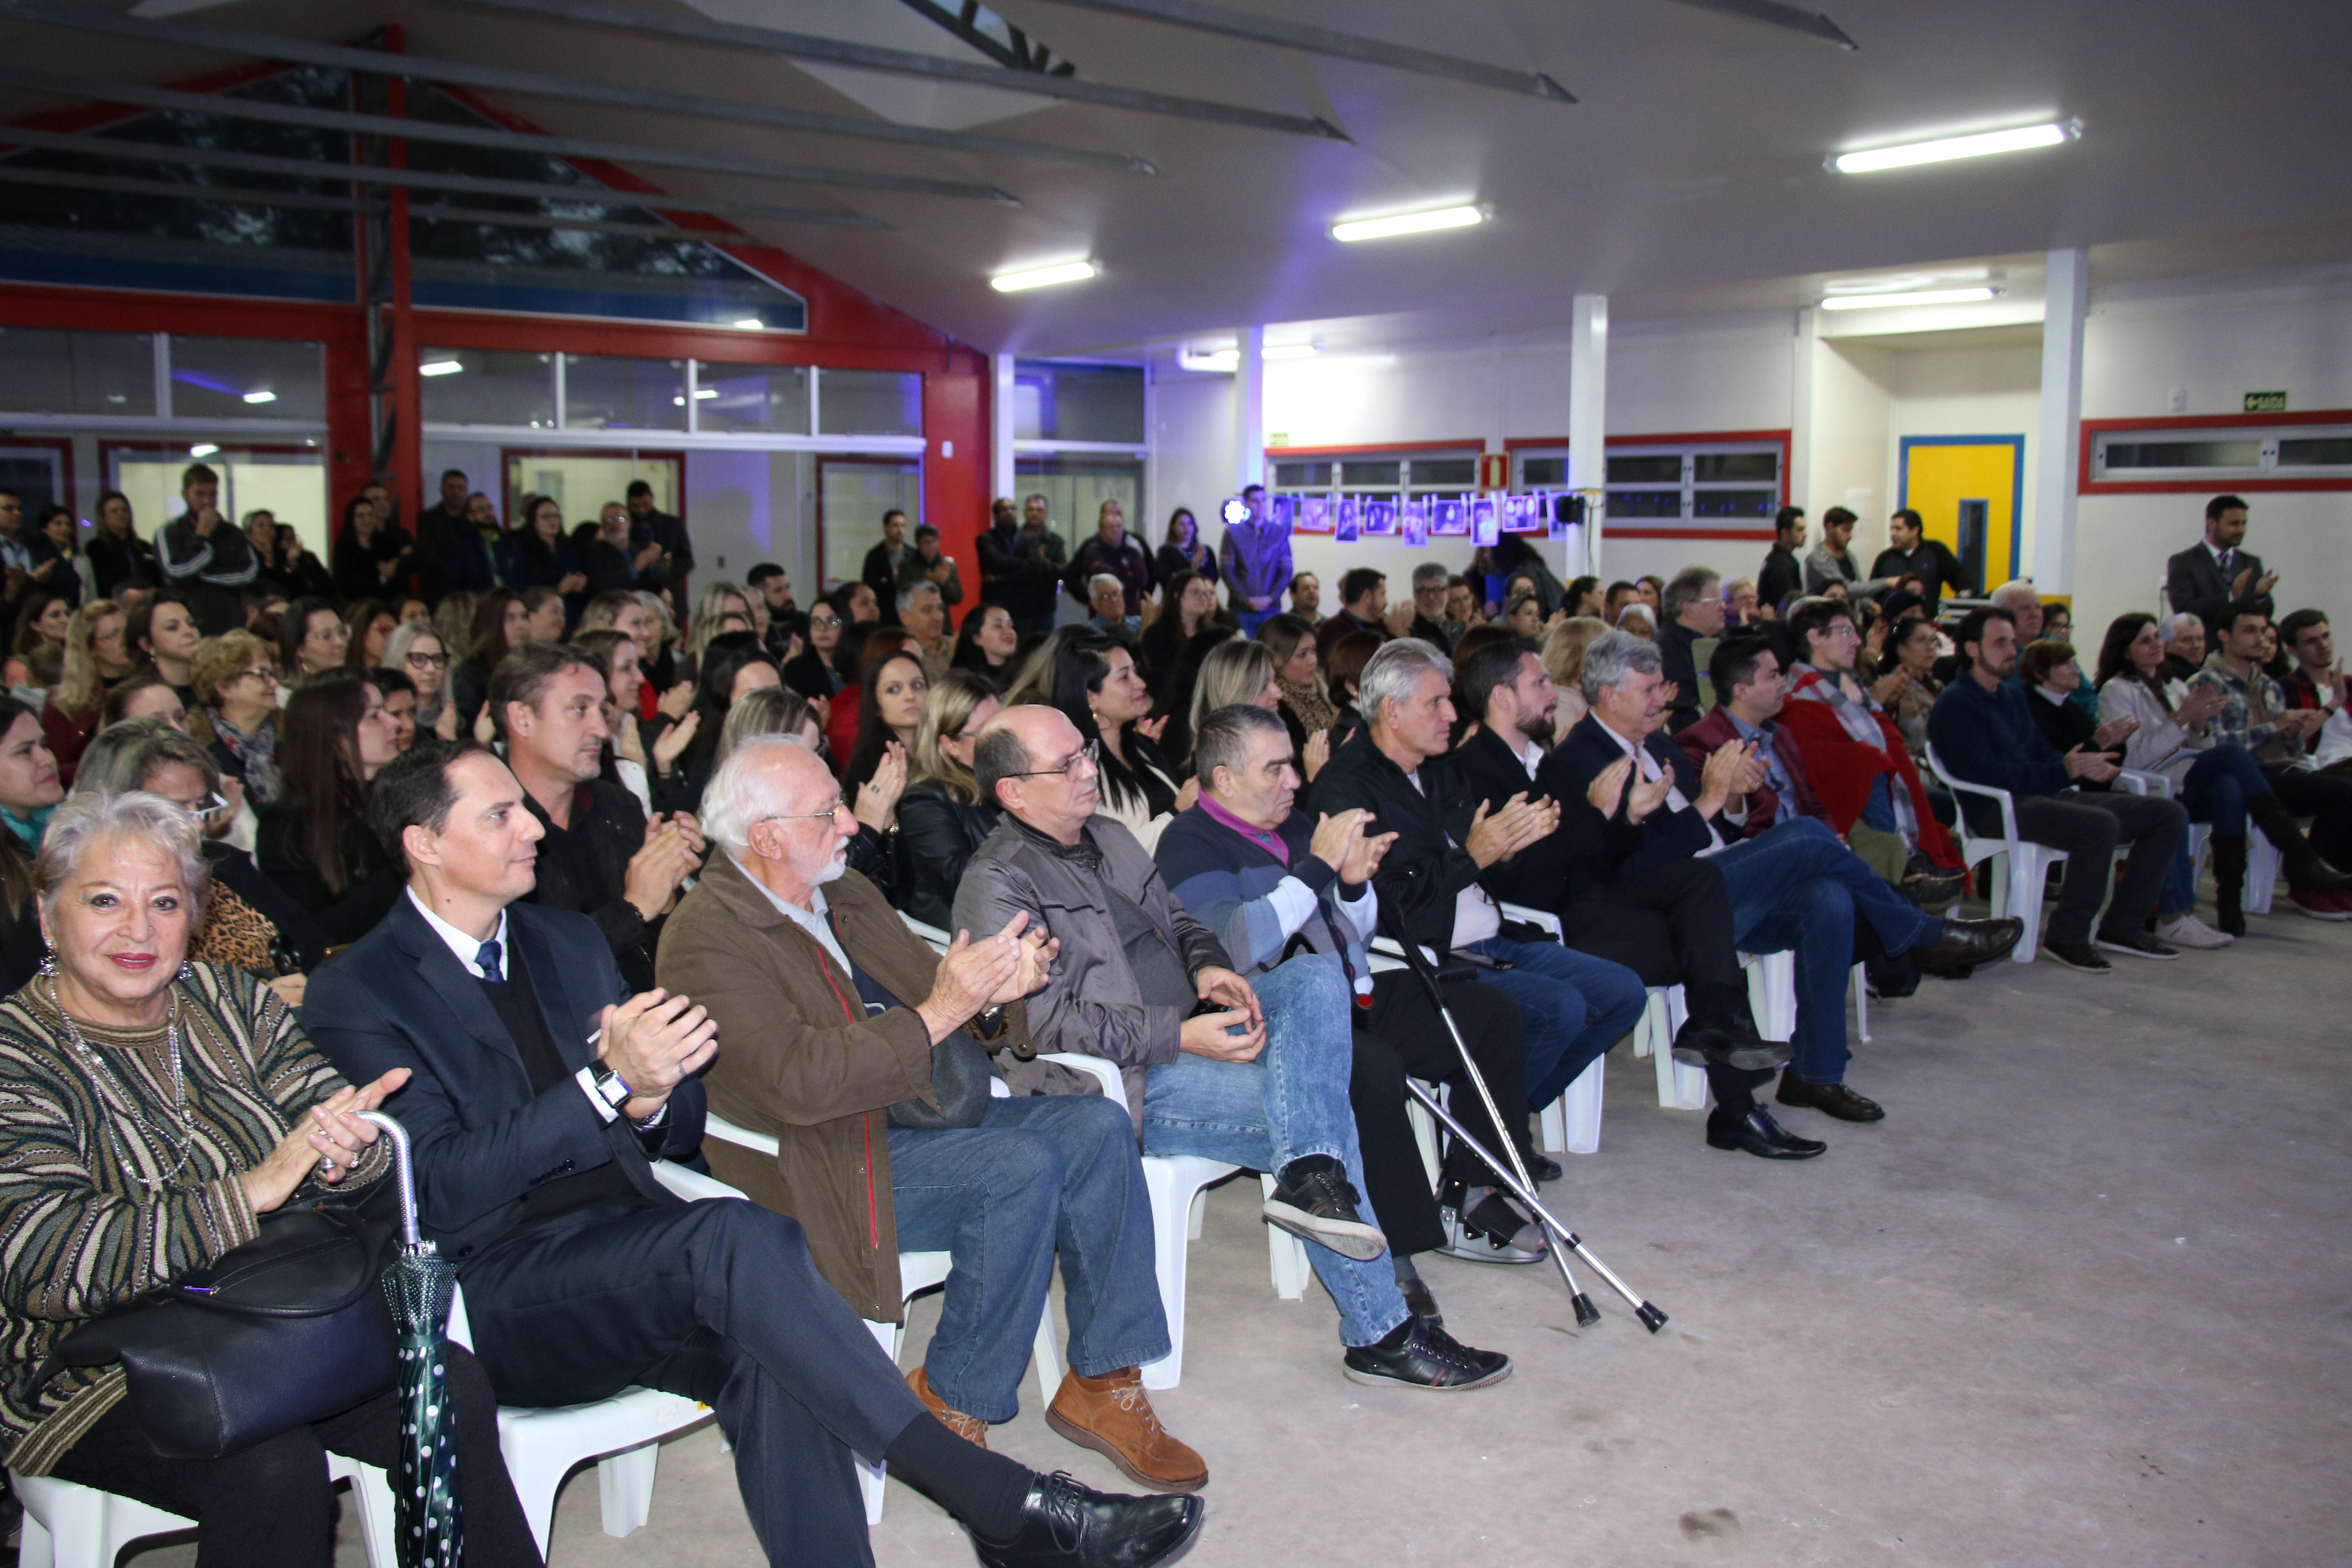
[1342,1314,1512,1391]
[1670,1014,1792,1071]
[1526,1151,1563,1183]
[1913,916,2024,975]
[971,1472,1205,1568]
[1776,1071,1885,1122]
[1705,1107,1826,1159]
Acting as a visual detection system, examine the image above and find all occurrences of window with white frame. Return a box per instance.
[1269,450,1480,498]
[1515,440,1782,521]
[2089,420,2352,483]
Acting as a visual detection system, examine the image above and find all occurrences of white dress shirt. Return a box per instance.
[1593,720,1730,855]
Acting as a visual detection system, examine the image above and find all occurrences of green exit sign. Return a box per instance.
[2245,391,2288,412]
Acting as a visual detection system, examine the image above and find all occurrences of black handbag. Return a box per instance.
[34,1202,401,1460]
[887,1031,995,1131]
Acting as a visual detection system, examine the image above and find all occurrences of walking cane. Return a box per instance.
[1377,907,1666,1332]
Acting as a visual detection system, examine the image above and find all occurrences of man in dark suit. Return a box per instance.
[625,479,694,625]
[2165,494,2276,643]
[1447,638,1800,1158]
[1541,632,2020,1132]
[305,740,1203,1568]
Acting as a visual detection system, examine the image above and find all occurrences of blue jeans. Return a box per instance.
[1141,955,1407,1349]
[2164,745,2267,911]
[1458,936,1647,1111]
[888,1094,1168,1424]
[1712,818,1941,1086]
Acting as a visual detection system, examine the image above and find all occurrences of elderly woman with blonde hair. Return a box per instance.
[1541,615,1610,742]
[0,791,538,1565]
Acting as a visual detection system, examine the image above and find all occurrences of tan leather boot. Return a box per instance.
[907,1367,988,1448]
[1044,1367,1208,1492]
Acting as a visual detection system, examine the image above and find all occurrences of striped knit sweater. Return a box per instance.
[0,962,387,1474]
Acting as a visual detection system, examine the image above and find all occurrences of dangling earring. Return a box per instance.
[37,950,54,978]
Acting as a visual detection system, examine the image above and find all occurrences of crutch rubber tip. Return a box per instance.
[1635,1303,1668,1334]
[1571,1294,1601,1328]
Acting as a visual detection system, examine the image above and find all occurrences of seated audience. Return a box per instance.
[0,697,59,989]
[1878,608,1945,759]
[1085,573,1141,638]
[279,595,348,679]
[1311,639,1650,1129]
[901,581,953,684]
[841,643,927,805]
[783,589,855,708]
[1322,630,1380,751]
[2276,608,2343,739]
[1314,569,1402,662]
[1541,616,1607,743]
[73,719,324,1001]
[1657,566,1722,733]
[127,590,199,704]
[953,601,1022,690]
[958,705,1510,1390]
[255,671,403,945]
[1163,704,1547,1292]
[2159,611,2207,684]
[1258,613,1334,769]
[0,792,537,1566]
[9,591,71,693]
[1614,601,1657,641]
[101,668,189,732]
[1723,577,1762,629]
[1927,608,2189,968]
[191,630,282,808]
[498,495,588,626]
[2183,602,2352,917]
[41,599,132,787]
[1184,639,1280,757]
[896,671,1005,932]
[383,617,457,742]
[1559,575,1604,621]
[1552,632,2019,1123]
[1501,592,1545,639]
[494,641,704,993]
[343,598,399,671]
[1047,628,1187,851]
[663,737,1205,1487]
[652,639,782,817]
[1772,600,1966,902]
[1289,570,1323,624]
[370,666,420,753]
[721,684,895,889]
[822,626,909,764]
[519,585,568,645]
[309,740,1201,1567]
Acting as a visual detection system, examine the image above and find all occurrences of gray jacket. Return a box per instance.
[953,814,1230,1123]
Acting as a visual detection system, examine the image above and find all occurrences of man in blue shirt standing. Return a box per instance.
[1927,607,2187,973]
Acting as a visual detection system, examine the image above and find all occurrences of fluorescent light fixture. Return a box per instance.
[1833,122,2073,174]
[241,389,276,405]
[673,389,722,405]
[732,317,766,329]
[1180,340,1318,372]
[1823,266,1989,296]
[188,443,219,457]
[418,359,464,377]
[1819,287,2001,311]
[1330,205,1483,243]
[990,260,1098,293]
[1262,343,1318,360]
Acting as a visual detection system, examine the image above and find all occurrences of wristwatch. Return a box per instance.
[589,1063,633,1110]
[973,1005,1007,1037]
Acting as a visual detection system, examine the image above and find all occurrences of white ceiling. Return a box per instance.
[20,0,2352,354]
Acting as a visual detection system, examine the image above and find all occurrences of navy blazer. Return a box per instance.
[304,893,704,1259]
[1538,713,1718,887]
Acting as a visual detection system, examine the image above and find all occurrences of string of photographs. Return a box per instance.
[1270,492,1584,546]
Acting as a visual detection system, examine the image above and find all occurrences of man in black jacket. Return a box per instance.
[1543,632,2020,1133]
[2165,493,2276,643]
[158,462,260,635]
[1657,565,1722,733]
[1448,638,1802,1157]
[1757,506,1806,612]
[416,468,499,600]
[626,479,694,623]
[978,496,1058,636]
[493,642,703,993]
[307,740,1201,1568]
[862,508,914,627]
[1307,639,1648,1124]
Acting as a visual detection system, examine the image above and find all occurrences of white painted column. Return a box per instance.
[991,352,1017,503]
[1788,305,1818,514]
[1566,294,1609,577]
[1233,325,1266,492]
[2031,247,2089,591]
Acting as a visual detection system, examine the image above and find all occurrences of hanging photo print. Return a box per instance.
[1401,498,1429,546]
[1293,495,1332,533]
[1334,495,1361,541]
[1363,497,1398,535]
[1432,497,1470,536]
[1471,497,1499,546]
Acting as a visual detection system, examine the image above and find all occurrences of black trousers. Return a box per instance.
[1348,973,1531,1257]
[2265,763,2352,871]
[457,1198,928,1568]
[2013,792,2186,945]
[48,1344,538,1568]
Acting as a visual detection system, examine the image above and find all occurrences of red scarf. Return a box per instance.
[1774,670,1961,871]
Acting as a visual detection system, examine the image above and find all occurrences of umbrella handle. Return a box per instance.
[357,1111,420,1249]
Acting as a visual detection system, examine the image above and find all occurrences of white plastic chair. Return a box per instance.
[1038,1051,1310,1390]
[446,1159,729,1559]
[696,1104,1063,1523]
[12,1453,397,1568]
[1487,903,1607,1152]
[1926,742,2068,961]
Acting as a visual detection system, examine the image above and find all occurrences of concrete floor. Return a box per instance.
[130,905,2352,1566]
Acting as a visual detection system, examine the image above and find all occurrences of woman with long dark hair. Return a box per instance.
[1049,626,1189,850]
[0,695,61,991]
[1154,506,1216,590]
[7,590,71,691]
[650,638,780,816]
[496,494,589,628]
[341,597,400,671]
[824,627,912,766]
[839,648,924,838]
[449,587,529,734]
[781,588,853,706]
[950,601,1020,690]
[329,490,411,602]
[278,595,348,679]
[83,489,155,601]
[25,503,84,610]
[127,590,200,702]
[254,671,403,943]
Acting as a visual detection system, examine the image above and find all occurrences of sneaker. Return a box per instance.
[2155,912,2233,949]
[1399,1276,1445,1327]
[1437,1200,1547,1265]
[1262,1155,1387,1260]
[2095,931,2181,960]
[2043,942,2112,973]
[1342,1314,1512,1391]
[2290,889,2352,921]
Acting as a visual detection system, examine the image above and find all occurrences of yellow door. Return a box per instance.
[1898,437,2023,596]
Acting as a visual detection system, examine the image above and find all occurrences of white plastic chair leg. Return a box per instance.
[1555,1054,1603,1154]
[1851,961,1870,1044]
[325,1451,398,1567]
[1260,1173,1312,1300]
[2246,827,2281,914]
[1643,987,1706,1110]
[597,1442,661,1539]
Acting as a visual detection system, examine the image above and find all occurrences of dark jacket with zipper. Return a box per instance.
[1302,728,1485,954]
[893,782,997,933]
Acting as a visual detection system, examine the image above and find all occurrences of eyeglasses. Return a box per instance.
[171,790,229,822]
[759,799,850,826]
[406,650,450,668]
[1007,738,1099,779]
[238,666,281,685]
[809,616,844,630]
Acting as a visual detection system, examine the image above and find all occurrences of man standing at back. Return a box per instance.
[1066,501,1153,618]
[1803,506,1863,596]
[307,740,1205,1568]
[1757,506,1806,612]
[864,509,915,628]
[1867,509,1966,602]
[416,468,499,600]
[626,479,693,625]
[2167,494,2276,645]
[158,462,260,636]
[1217,483,1292,635]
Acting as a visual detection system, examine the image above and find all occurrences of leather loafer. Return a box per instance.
[1670,1014,1792,1071]
[1705,1107,1826,1160]
[971,1473,1204,1568]
[1776,1071,1885,1122]
[1913,915,2024,975]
